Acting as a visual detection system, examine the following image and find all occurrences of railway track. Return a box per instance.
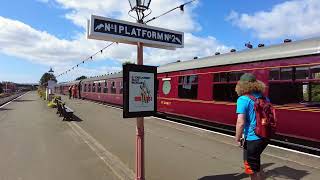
[0,92,27,107]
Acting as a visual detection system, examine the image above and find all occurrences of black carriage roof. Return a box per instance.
[158,37,320,73]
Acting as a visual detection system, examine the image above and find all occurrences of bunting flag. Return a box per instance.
[55,42,115,78]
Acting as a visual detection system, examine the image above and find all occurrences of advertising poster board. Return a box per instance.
[123,64,157,118]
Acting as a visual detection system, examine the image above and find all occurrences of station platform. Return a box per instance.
[0,92,319,180]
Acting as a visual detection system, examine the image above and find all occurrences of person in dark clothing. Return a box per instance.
[68,85,72,99]
[78,83,81,99]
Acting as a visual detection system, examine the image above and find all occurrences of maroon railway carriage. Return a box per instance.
[157,37,320,149]
[54,80,81,96]
[55,37,320,150]
[80,73,123,105]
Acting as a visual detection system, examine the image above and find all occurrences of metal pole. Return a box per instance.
[136,42,145,180]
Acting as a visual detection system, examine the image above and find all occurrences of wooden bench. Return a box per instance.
[55,99,63,116]
[55,99,74,121]
[61,103,74,121]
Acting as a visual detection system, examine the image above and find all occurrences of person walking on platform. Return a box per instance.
[235,73,272,180]
[72,85,77,99]
[68,85,72,99]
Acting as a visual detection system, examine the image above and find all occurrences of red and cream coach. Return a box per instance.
[55,37,320,151]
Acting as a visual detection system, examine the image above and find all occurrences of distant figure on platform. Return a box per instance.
[72,85,77,99]
[68,85,72,99]
[235,73,275,180]
[78,84,81,99]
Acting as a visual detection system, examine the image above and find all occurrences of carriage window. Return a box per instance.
[213,84,237,102]
[214,72,245,82]
[295,67,309,80]
[220,72,228,82]
[97,83,101,93]
[213,73,220,82]
[269,68,280,80]
[88,84,91,92]
[212,71,245,102]
[269,82,320,104]
[311,84,320,102]
[229,72,244,82]
[311,65,320,79]
[103,81,108,93]
[92,83,96,92]
[280,67,293,80]
[84,84,87,92]
[179,75,198,84]
[120,81,123,94]
[111,81,116,94]
[178,75,198,99]
[269,83,301,104]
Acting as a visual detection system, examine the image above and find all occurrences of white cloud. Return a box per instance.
[0,16,106,66]
[227,0,320,40]
[54,0,201,32]
[0,0,231,82]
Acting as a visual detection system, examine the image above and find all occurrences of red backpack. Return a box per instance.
[247,95,277,139]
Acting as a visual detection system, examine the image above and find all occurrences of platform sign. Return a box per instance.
[123,64,157,118]
[88,15,184,49]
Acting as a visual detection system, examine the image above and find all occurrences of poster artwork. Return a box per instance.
[129,72,155,112]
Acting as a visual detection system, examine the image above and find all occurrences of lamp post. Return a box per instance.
[48,67,54,74]
[128,1,151,180]
[128,0,151,23]
[47,67,55,100]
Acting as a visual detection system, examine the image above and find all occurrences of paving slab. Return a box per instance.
[0,92,118,180]
[61,95,320,180]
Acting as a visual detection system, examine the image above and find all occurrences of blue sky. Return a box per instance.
[0,0,319,83]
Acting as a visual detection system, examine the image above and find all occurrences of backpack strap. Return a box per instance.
[245,94,266,101]
[245,94,257,101]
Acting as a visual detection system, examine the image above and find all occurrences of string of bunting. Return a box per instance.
[56,42,117,78]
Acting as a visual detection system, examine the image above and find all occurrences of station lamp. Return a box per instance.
[128,0,152,23]
[128,0,151,11]
[48,67,54,73]
[284,39,292,43]
[245,42,253,49]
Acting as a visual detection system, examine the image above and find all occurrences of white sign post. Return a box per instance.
[87,14,183,180]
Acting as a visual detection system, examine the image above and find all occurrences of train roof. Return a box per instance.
[81,72,123,83]
[158,37,320,73]
[56,73,122,86]
[57,80,81,86]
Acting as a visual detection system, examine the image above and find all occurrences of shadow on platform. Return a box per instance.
[198,163,309,180]
[0,108,13,111]
[68,114,83,122]
[72,115,83,122]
